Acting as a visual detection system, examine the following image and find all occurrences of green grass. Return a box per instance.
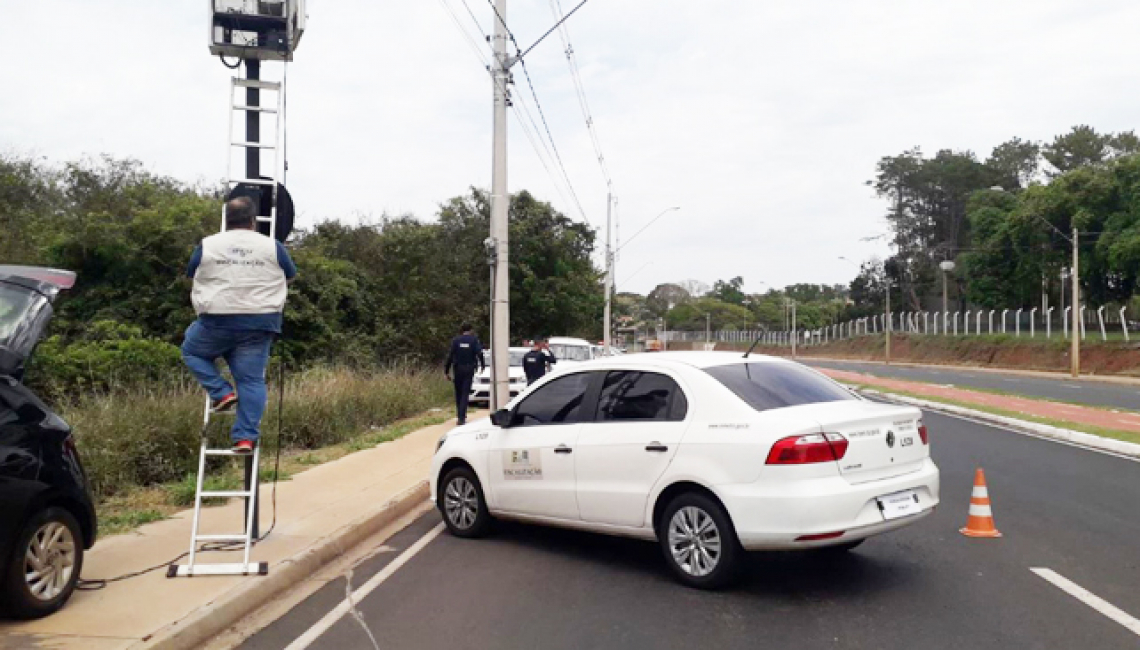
[99,509,167,536]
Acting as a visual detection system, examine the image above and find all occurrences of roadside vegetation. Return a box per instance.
[2,151,606,534]
[64,365,452,535]
[613,125,1140,348]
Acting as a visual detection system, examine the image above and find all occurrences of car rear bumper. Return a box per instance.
[470,387,520,403]
[717,458,940,551]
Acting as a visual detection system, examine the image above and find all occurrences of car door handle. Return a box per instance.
[645,443,669,452]
[554,445,573,454]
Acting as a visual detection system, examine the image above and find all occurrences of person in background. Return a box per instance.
[182,196,296,454]
[522,337,557,386]
[445,323,485,425]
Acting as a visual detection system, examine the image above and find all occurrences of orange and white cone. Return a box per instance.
[960,468,1002,538]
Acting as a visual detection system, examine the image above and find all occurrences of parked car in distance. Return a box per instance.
[546,336,594,368]
[470,348,530,406]
[431,352,939,589]
[0,266,96,619]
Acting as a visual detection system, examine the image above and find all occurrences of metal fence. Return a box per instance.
[637,306,1135,349]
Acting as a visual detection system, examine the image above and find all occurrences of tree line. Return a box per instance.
[613,124,1140,338]
[863,125,1140,315]
[1,152,604,393]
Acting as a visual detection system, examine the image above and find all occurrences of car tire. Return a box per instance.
[2,507,84,619]
[438,467,492,538]
[658,492,742,589]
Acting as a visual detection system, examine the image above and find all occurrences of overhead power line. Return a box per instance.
[548,0,613,193]
[435,0,581,216]
[482,0,592,225]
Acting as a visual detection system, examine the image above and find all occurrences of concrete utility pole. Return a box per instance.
[603,192,613,354]
[885,280,892,365]
[705,313,711,345]
[791,300,797,358]
[489,0,511,410]
[1071,228,1080,378]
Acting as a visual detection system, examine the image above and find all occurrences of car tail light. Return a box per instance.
[918,421,929,445]
[765,433,849,465]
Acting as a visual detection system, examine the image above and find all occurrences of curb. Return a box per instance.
[138,480,431,650]
[863,389,1140,460]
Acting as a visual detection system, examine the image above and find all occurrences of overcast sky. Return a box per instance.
[3,1,1138,296]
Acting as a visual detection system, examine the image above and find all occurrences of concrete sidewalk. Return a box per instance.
[819,367,1140,434]
[0,419,456,650]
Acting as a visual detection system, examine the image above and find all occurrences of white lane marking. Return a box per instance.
[1031,568,1140,638]
[1063,384,1082,389]
[1003,378,1022,383]
[286,523,445,650]
[877,401,1140,464]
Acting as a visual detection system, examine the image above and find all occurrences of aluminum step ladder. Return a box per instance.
[168,402,268,577]
[168,70,283,578]
[222,75,283,241]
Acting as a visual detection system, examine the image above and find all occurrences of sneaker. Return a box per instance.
[232,440,255,455]
[211,393,238,413]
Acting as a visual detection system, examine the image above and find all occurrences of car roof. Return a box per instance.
[564,351,795,371]
[547,336,591,346]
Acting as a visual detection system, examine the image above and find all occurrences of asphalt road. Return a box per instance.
[240,411,1140,650]
[805,359,1140,412]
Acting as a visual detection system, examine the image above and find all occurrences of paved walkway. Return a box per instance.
[819,368,1140,434]
[0,419,454,649]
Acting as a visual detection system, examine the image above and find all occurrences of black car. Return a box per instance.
[0,266,96,619]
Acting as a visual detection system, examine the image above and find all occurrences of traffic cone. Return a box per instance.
[960,468,1002,538]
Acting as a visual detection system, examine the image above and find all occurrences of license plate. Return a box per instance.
[877,489,922,520]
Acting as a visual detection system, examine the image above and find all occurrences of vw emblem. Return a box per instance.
[885,431,896,448]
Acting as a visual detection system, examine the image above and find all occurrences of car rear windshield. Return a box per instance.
[703,362,856,412]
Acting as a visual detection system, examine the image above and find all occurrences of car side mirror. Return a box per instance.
[490,409,512,427]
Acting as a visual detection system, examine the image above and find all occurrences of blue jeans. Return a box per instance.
[181,320,273,442]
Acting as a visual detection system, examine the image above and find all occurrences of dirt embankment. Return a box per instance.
[668,334,1140,378]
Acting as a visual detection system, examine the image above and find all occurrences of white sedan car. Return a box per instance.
[430,352,940,588]
[469,348,531,406]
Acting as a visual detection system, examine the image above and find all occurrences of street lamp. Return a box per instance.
[939,260,955,334]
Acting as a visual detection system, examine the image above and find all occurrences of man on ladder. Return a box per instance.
[182,195,297,453]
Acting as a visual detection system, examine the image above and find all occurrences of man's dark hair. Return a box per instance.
[225,196,257,229]
[460,323,473,334]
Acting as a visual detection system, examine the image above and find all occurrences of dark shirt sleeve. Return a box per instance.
[444,338,457,374]
[545,350,557,364]
[275,241,298,279]
[186,245,203,278]
[475,339,486,370]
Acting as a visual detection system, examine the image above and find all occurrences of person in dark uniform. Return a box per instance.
[445,323,485,425]
[522,338,557,386]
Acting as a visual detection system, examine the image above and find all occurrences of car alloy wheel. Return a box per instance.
[445,476,479,530]
[24,521,77,602]
[438,467,491,538]
[668,506,722,577]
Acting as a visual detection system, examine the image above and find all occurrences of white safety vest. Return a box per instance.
[191,229,287,316]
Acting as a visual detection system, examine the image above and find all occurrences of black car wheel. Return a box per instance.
[2,507,84,619]
[439,467,492,538]
[659,492,743,589]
